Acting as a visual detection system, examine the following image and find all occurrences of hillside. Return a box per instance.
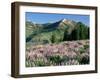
[26,19,89,47]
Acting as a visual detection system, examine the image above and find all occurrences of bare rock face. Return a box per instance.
[26,40,89,67]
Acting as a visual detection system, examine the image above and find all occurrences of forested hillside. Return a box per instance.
[26,19,89,46]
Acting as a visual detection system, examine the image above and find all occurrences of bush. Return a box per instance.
[79,47,85,54]
[47,55,66,65]
[84,44,89,49]
[76,54,89,64]
[80,54,89,64]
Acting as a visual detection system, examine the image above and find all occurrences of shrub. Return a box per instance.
[84,44,89,49]
[47,55,65,65]
[80,54,89,64]
[76,53,89,64]
[79,47,85,54]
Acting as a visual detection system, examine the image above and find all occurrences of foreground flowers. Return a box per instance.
[26,40,89,67]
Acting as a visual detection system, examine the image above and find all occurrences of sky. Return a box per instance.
[26,12,90,26]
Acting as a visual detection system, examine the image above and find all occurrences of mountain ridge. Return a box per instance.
[26,19,89,45]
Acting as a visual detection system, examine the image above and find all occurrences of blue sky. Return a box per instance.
[26,12,90,26]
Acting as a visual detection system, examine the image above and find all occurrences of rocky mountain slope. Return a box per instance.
[26,19,89,47]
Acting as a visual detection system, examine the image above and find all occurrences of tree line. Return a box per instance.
[51,22,89,43]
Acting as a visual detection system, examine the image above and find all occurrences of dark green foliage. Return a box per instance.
[84,44,89,49]
[87,27,90,39]
[48,55,61,64]
[79,47,85,54]
[63,30,69,41]
[76,53,89,64]
[51,34,56,43]
[71,29,77,40]
[79,55,89,64]
[64,22,90,41]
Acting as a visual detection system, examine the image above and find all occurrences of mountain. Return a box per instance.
[26,19,89,46]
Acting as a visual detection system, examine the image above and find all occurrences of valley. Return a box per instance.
[25,19,90,67]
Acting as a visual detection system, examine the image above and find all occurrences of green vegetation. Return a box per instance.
[63,22,89,41]
[84,44,89,49]
[25,19,90,67]
[79,47,85,54]
[26,19,89,45]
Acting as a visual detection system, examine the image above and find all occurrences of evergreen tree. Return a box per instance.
[75,22,81,40]
[63,30,69,41]
[51,34,55,43]
[71,29,77,40]
[87,27,90,39]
